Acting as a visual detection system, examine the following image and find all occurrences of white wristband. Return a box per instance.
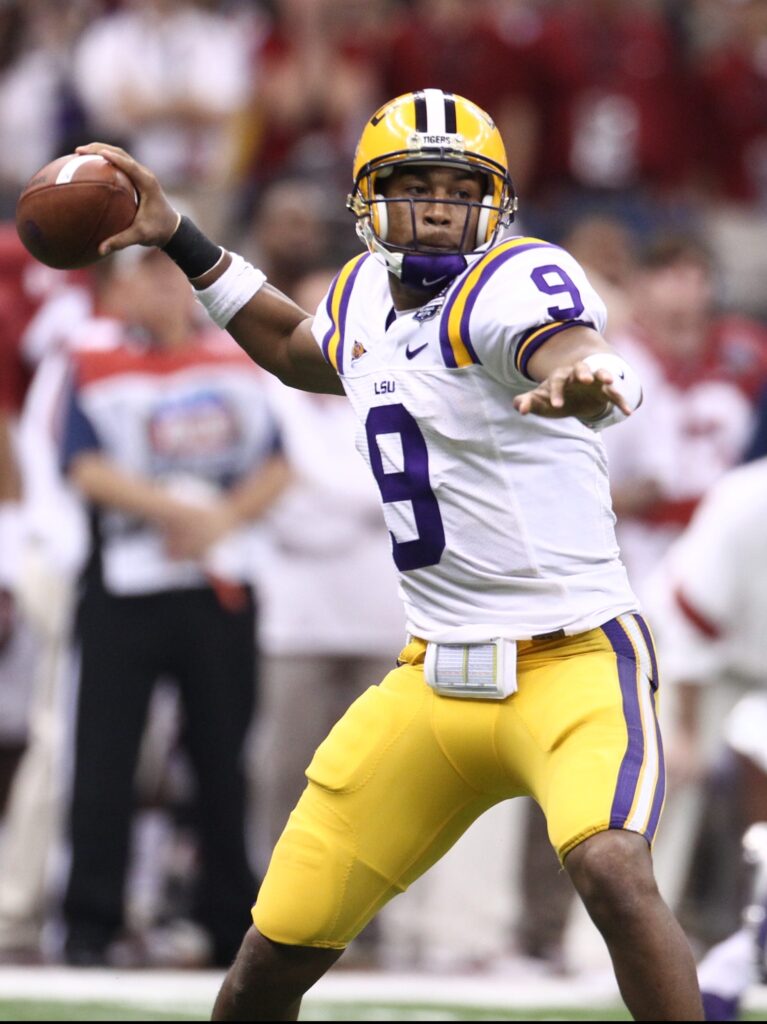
[581,352,642,430]
[194,252,266,328]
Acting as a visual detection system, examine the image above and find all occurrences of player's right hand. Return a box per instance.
[74,143,181,256]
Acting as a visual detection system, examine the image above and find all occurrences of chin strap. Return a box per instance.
[399,251,468,290]
[358,221,468,290]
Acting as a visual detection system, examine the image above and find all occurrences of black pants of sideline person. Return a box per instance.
[62,583,258,967]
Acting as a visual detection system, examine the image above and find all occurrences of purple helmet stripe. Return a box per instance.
[414,91,428,132]
[444,93,457,134]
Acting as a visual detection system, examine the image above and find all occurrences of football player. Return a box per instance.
[643,454,767,1021]
[76,89,703,1021]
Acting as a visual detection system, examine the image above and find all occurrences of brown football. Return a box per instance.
[15,154,138,270]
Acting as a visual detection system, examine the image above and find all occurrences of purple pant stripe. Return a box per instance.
[635,614,665,839]
[601,618,645,829]
[645,708,666,840]
[634,613,659,689]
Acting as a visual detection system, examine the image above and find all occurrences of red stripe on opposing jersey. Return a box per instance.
[638,497,699,527]
[674,586,722,639]
[75,335,255,386]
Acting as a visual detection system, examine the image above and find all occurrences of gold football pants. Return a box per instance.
[253,613,664,948]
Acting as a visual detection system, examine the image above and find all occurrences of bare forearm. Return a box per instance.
[227,287,343,394]
[191,256,343,394]
[69,452,179,524]
[222,456,292,527]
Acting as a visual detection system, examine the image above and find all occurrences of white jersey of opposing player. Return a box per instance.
[645,457,767,688]
[311,236,639,643]
[643,458,767,773]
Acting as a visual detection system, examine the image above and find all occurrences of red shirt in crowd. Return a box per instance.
[694,44,767,203]
[526,3,697,196]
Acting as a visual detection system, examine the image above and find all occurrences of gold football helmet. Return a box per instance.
[347,89,517,286]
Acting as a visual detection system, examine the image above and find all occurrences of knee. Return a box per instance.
[213,926,306,1020]
[229,925,341,999]
[566,831,659,935]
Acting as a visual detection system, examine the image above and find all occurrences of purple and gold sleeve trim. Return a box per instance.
[601,614,665,845]
[439,237,554,369]
[515,319,595,378]
[321,253,369,373]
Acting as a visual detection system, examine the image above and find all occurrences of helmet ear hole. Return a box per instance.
[475,194,495,246]
[372,194,388,241]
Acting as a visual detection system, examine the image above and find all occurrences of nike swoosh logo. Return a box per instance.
[405,342,428,360]
[421,276,446,287]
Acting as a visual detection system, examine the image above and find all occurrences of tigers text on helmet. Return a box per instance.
[347,89,518,290]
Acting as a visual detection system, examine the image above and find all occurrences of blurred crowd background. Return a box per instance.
[1,0,767,984]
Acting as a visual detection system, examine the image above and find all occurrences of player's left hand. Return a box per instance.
[513,360,633,421]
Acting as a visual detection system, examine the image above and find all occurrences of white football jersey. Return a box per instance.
[645,458,767,688]
[311,236,639,642]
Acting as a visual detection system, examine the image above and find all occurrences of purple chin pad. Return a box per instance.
[399,252,468,291]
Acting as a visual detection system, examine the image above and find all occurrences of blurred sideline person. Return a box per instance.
[0,401,30,805]
[515,0,698,242]
[598,233,767,937]
[692,0,767,320]
[603,233,767,602]
[58,248,289,967]
[0,1,95,218]
[0,231,93,960]
[235,0,379,218]
[643,458,767,1021]
[71,0,255,238]
[0,228,90,800]
[559,214,637,340]
[240,184,336,303]
[78,88,703,1020]
[0,237,35,806]
[0,250,242,964]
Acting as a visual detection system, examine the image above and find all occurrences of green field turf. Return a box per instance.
[0,1003,199,1021]
[0,1000,635,1021]
[0,1001,765,1022]
[0,966,765,1022]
